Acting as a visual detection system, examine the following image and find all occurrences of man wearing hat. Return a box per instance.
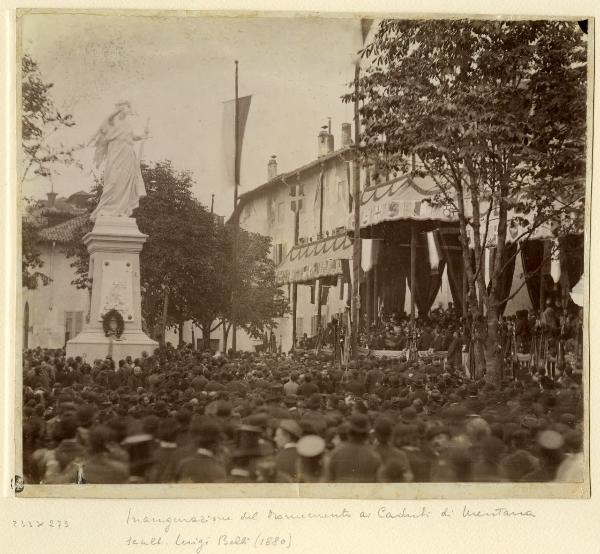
[297,374,319,398]
[81,425,129,484]
[326,413,381,482]
[228,424,265,482]
[373,416,413,482]
[521,430,565,482]
[274,419,302,480]
[175,417,227,483]
[296,435,327,483]
[146,417,180,483]
[344,371,366,396]
[283,372,300,397]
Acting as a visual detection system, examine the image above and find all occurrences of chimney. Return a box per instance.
[268,155,278,180]
[341,123,352,147]
[318,125,335,158]
[47,191,58,208]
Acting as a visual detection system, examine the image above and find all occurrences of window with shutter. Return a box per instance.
[64,311,73,343]
[296,317,304,337]
[74,311,84,335]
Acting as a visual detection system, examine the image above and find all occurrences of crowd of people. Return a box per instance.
[360,299,583,379]
[21,336,584,485]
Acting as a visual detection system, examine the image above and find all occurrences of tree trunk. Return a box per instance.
[159,288,169,350]
[455,182,487,379]
[178,321,184,347]
[202,322,212,351]
[484,304,501,386]
[222,322,230,354]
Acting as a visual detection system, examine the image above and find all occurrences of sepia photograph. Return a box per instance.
[16,10,590,492]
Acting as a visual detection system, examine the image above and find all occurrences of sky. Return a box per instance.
[20,12,364,216]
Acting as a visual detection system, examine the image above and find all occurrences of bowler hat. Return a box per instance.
[232,425,263,458]
[348,413,370,434]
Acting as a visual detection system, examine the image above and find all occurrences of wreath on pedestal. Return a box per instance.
[102,309,125,339]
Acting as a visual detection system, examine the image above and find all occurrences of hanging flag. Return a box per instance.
[352,18,375,65]
[320,284,329,305]
[570,276,584,307]
[550,239,561,284]
[361,239,381,273]
[346,161,353,212]
[222,94,252,185]
[341,258,352,284]
[426,231,441,274]
[313,170,324,212]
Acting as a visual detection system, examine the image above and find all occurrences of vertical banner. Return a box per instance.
[426,231,441,274]
[222,94,252,185]
[550,239,562,284]
[361,239,381,273]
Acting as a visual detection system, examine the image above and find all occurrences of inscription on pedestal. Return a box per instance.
[98,260,134,321]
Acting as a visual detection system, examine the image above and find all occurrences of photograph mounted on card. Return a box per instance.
[14,9,591,499]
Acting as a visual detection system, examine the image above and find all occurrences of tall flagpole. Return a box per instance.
[232,60,239,353]
[351,62,361,360]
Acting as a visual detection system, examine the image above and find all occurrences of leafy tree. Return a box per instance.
[64,162,219,345]
[20,54,78,184]
[64,161,288,352]
[209,226,289,352]
[136,162,219,346]
[22,199,52,289]
[347,20,587,383]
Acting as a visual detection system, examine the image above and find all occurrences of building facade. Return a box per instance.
[22,193,92,350]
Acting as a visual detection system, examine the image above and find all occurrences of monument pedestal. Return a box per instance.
[66,215,158,361]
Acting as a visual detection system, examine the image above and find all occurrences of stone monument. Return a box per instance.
[66,101,158,360]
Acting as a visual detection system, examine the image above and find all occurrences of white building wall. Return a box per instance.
[22,243,90,349]
[235,154,354,353]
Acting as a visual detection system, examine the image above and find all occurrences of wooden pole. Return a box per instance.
[366,269,372,328]
[292,283,298,349]
[540,239,547,310]
[316,279,323,341]
[373,262,379,327]
[462,264,468,319]
[410,223,417,325]
[351,63,361,359]
[231,60,239,353]
[319,166,324,237]
[291,207,300,349]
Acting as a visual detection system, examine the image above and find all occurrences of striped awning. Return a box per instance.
[348,174,460,230]
[275,234,353,285]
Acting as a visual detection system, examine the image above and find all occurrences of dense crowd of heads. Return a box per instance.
[22,341,584,485]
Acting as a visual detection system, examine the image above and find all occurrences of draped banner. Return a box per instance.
[275,235,353,285]
[348,174,469,230]
[521,239,550,311]
[562,234,584,291]
[436,228,464,314]
[495,243,518,315]
[361,238,382,273]
[407,233,447,316]
[222,95,252,186]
